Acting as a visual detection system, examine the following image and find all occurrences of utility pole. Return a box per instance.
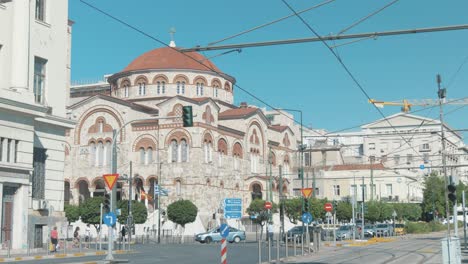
[106,129,117,261]
[361,175,365,240]
[312,168,316,198]
[370,157,374,201]
[127,161,133,246]
[437,74,450,237]
[279,165,284,239]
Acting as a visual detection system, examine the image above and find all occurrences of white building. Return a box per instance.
[0,0,74,249]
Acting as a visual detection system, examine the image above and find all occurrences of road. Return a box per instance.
[12,232,457,264]
[284,233,446,264]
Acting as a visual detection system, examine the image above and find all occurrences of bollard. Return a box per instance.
[79,238,82,253]
[7,240,11,258]
[293,235,297,256]
[64,240,67,254]
[46,238,50,255]
[285,233,288,258]
[276,233,280,264]
[258,239,262,264]
[27,240,30,256]
[301,234,304,255]
[268,235,271,263]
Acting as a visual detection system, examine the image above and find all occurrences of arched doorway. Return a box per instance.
[64,181,71,205]
[251,183,263,200]
[77,180,90,204]
[93,179,105,197]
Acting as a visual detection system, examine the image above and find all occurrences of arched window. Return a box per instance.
[139,147,145,165]
[104,140,111,166]
[78,180,90,205]
[213,83,219,98]
[64,181,70,205]
[138,82,146,95]
[283,155,290,175]
[233,143,243,171]
[146,147,153,165]
[251,183,262,200]
[124,84,129,97]
[177,81,185,95]
[180,139,188,162]
[97,141,104,166]
[175,180,181,196]
[157,81,166,94]
[89,142,96,166]
[98,120,104,133]
[171,140,178,163]
[196,82,204,96]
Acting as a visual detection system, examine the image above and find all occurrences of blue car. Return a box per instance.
[195,226,246,244]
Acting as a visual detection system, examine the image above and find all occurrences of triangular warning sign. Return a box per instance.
[301,188,313,198]
[103,174,119,190]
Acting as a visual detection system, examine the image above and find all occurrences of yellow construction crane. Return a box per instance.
[369,98,468,113]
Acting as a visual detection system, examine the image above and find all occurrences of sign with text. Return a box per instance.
[223,198,242,219]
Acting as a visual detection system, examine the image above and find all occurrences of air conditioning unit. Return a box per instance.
[38,199,48,210]
[388,195,393,201]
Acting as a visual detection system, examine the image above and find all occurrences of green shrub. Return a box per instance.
[406,221,448,234]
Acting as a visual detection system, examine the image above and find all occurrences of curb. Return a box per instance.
[0,250,135,263]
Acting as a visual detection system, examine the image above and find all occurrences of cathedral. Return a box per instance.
[64,42,299,230]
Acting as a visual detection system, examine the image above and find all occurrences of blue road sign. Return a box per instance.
[420,164,425,170]
[224,198,242,219]
[104,212,117,227]
[302,212,313,224]
[220,223,229,238]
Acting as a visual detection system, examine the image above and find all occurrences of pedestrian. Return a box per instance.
[50,226,58,253]
[73,226,80,247]
[121,225,127,242]
[85,224,91,242]
[267,222,274,242]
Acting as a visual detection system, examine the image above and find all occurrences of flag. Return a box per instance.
[140,189,153,201]
[154,183,169,197]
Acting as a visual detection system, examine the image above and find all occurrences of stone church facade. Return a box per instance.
[65,45,298,228]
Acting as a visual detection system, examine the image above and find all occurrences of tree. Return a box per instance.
[246,199,278,240]
[167,199,198,241]
[116,200,148,224]
[421,172,446,219]
[365,201,381,222]
[80,197,104,226]
[310,198,327,221]
[283,198,302,224]
[335,201,352,221]
[393,203,422,221]
[64,204,81,223]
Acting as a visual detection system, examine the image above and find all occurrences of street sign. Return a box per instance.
[420,164,425,170]
[220,223,229,238]
[264,201,272,210]
[223,198,242,219]
[115,208,121,216]
[302,212,313,224]
[301,188,313,198]
[324,203,333,212]
[325,212,332,218]
[103,174,119,190]
[103,212,116,227]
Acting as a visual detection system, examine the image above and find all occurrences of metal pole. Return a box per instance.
[268,233,271,263]
[279,165,284,240]
[128,161,133,248]
[463,191,467,249]
[285,233,288,258]
[352,172,356,240]
[294,235,297,256]
[312,168,316,198]
[454,198,458,237]
[258,239,262,264]
[181,24,468,52]
[370,157,374,201]
[333,213,336,246]
[361,175,365,240]
[276,233,280,263]
[106,129,117,261]
[99,203,103,250]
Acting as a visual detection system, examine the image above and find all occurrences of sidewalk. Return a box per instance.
[0,249,132,263]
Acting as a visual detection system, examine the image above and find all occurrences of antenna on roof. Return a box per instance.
[169,27,176,47]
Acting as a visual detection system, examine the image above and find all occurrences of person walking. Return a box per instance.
[267,222,274,242]
[121,225,127,242]
[85,224,91,248]
[73,227,80,248]
[50,227,58,253]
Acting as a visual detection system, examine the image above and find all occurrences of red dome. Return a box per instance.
[122,47,222,73]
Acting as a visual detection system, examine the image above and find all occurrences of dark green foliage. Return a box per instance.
[167,200,198,227]
[116,200,148,224]
[64,204,81,223]
[80,197,104,225]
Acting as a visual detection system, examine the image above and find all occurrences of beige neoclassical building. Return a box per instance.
[65,44,299,228]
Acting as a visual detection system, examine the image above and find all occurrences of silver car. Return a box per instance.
[195,226,246,244]
[375,224,393,237]
[336,225,355,240]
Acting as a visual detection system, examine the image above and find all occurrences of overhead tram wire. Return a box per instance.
[79,0,301,126]
[337,0,400,35]
[207,0,336,46]
[280,0,455,161]
[447,53,468,88]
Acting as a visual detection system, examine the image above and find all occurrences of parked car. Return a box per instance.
[375,224,393,237]
[195,226,246,244]
[283,226,322,242]
[394,224,406,235]
[358,224,376,238]
[336,225,356,240]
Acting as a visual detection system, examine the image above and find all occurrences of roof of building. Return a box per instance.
[67,94,159,115]
[122,47,221,73]
[218,107,258,119]
[323,163,386,171]
[269,125,288,132]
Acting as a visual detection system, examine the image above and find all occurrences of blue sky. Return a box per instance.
[69,0,468,136]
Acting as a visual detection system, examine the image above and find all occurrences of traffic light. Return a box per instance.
[364,204,368,214]
[304,198,309,212]
[182,106,193,127]
[448,183,457,203]
[298,168,303,179]
[103,193,111,213]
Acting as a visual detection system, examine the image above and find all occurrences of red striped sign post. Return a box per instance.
[220,223,229,264]
[221,238,227,264]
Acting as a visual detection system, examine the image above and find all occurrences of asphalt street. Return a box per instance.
[10,233,457,264]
